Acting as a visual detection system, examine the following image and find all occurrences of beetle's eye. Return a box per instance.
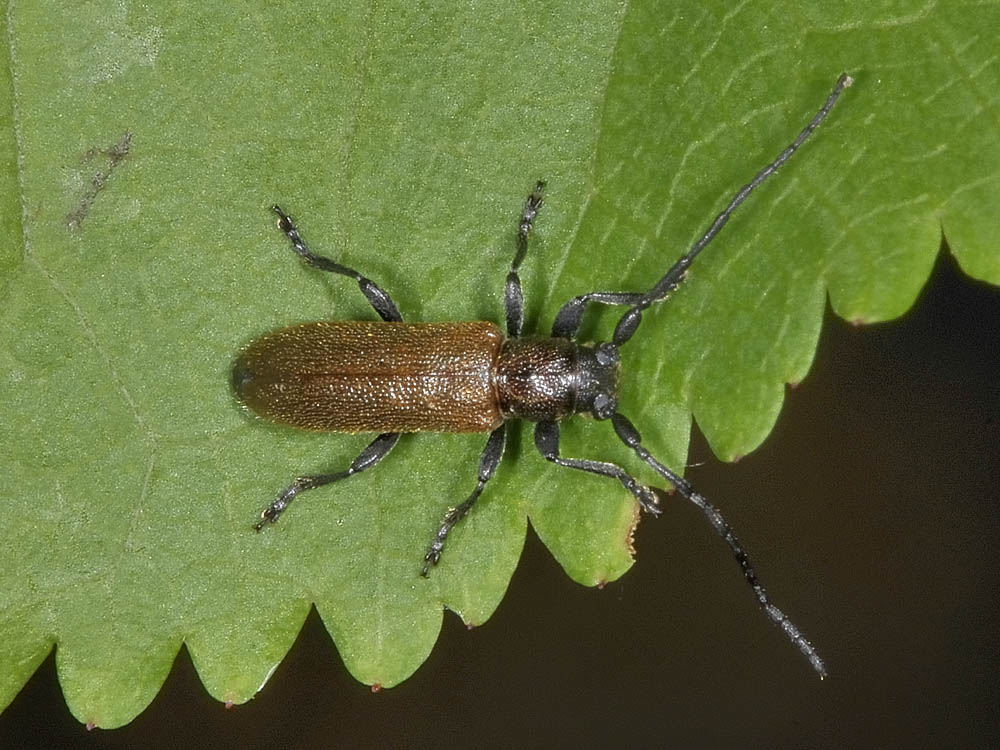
[592,392,615,420]
[595,343,619,367]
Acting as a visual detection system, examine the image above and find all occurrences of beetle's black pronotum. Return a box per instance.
[234,74,853,677]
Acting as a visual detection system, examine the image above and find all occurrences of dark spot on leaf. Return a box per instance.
[66,131,132,231]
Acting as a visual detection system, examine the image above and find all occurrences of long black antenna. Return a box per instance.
[612,414,827,677]
[612,73,853,346]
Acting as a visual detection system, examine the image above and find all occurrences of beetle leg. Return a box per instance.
[271,205,403,322]
[533,420,666,515]
[551,291,648,339]
[422,424,507,575]
[254,432,400,529]
[609,412,827,678]
[505,181,545,337]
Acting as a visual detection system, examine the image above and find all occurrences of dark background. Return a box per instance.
[2,248,998,748]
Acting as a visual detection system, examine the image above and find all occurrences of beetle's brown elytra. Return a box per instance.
[234,321,507,433]
[235,74,853,678]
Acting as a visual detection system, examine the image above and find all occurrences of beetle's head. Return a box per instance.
[574,342,621,420]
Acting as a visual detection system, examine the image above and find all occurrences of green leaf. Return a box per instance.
[1,0,997,728]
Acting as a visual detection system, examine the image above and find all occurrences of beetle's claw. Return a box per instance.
[421,549,441,577]
[638,486,669,515]
[254,508,276,531]
[254,496,290,530]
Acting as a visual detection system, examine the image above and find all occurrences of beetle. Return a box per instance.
[233,74,852,677]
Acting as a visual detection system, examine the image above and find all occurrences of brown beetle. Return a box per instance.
[234,74,852,677]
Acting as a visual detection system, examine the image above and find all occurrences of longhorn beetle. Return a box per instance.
[233,74,853,677]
